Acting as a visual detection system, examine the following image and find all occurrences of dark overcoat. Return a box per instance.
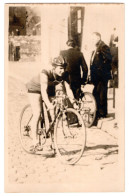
[60,48,88,85]
[90,40,112,85]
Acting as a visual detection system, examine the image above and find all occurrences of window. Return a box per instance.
[68,7,84,49]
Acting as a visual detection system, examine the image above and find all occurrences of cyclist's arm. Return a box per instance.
[64,81,75,103]
[40,73,53,110]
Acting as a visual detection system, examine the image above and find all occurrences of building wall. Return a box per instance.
[81,4,123,67]
[41,4,69,69]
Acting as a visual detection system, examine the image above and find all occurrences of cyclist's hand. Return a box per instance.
[73,102,79,110]
[47,103,54,111]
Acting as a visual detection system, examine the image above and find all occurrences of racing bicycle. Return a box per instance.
[19,89,86,165]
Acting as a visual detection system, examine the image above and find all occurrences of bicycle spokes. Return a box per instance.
[54,108,86,165]
[19,105,34,153]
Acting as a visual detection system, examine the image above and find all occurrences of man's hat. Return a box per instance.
[52,56,67,68]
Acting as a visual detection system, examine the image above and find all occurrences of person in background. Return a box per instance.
[109,27,118,88]
[89,32,112,119]
[60,39,88,100]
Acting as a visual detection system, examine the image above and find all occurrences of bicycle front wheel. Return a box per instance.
[54,108,86,165]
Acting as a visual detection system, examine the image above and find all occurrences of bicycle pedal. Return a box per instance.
[36,145,43,151]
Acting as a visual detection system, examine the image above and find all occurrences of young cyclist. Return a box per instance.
[26,56,75,153]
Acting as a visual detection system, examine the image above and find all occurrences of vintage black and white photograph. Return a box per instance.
[5,3,124,192]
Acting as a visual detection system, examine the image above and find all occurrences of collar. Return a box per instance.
[67,46,74,49]
[96,40,102,48]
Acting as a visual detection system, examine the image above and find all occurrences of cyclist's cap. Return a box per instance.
[52,56,67,68]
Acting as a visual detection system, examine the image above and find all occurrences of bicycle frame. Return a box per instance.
[40,90,68,138]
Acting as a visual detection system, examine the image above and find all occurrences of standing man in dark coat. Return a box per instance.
[90,32,112,119]
[60,39,88,100]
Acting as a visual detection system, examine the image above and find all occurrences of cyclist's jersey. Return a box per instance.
[26,69,67,97]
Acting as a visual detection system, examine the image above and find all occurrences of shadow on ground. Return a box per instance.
[84,144,118,151]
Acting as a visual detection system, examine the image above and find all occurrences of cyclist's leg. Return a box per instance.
[47,97,55,123]
[42,101,50,131]
[28,92,42,146]
[41,99,55,153]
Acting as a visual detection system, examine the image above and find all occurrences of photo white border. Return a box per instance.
[0,0,128,195]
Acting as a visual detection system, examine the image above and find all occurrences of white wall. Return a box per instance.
[81,4,123,67]
[40,4,124,73]
[41,4,69,70]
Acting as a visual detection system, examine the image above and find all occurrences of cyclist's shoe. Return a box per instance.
[36,144,43,151]
[30,144,43,153]
[29,145,37,153]
[42,145,56,157]
[43,145,53,152]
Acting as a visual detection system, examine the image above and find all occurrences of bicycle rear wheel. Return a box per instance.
[81,92,96,127]
[19,104,34,153]
[54,108,86,165]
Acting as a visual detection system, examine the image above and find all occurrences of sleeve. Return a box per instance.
[80,53,88,84]
[101,45,112,72]
[42,69,59,86]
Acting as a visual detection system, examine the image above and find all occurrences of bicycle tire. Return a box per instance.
[81,92,96,127]
[54,108,86,165]
[19,104,35,154]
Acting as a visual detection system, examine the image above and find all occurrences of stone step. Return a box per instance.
[97,118,118,139]
[97,117,114,129]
